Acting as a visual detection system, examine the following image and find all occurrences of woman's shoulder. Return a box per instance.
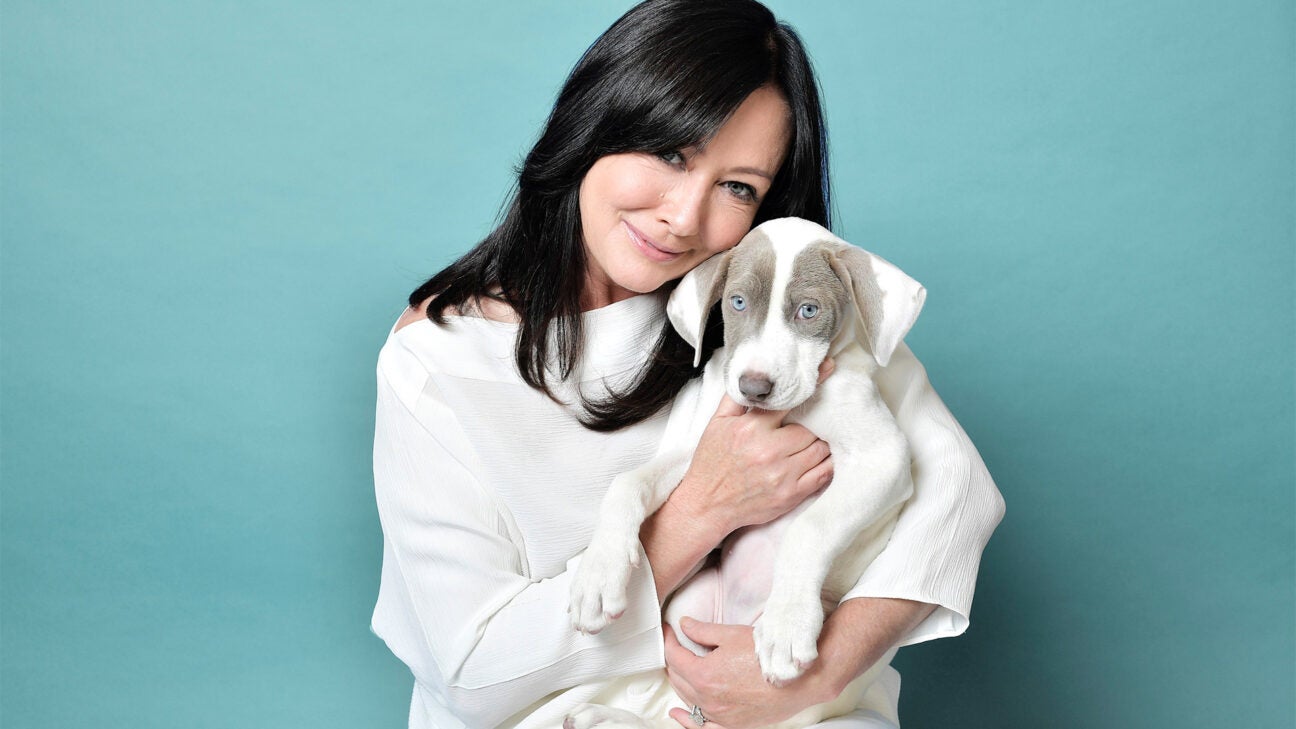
[381,295,520,388]
[383,291,666,388]
[393,299,432,333]
[395,294,519,334]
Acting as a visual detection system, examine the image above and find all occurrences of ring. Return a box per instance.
[689,704,708,725]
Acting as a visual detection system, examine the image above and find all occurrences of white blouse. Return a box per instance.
[370,292,1004,729]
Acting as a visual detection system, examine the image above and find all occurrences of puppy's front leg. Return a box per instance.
[751,446,910,685]
[569,451,691,634]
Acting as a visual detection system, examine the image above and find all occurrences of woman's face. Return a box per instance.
[578,86,792,310]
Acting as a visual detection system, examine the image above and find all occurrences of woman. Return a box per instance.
[371,2,1004,728]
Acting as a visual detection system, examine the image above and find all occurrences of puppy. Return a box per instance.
[566,218,926,729]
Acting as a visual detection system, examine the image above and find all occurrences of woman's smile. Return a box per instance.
[623,221,684,262]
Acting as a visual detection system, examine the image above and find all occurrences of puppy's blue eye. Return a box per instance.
[730,295,746,312]
[798,303,819,319]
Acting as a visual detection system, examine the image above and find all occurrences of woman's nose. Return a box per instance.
[658,176,707,238]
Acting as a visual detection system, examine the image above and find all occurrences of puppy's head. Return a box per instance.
[668,218,926,410]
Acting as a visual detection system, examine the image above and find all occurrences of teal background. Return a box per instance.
[2,1,1292,727]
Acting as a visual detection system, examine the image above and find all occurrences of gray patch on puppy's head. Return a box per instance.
[719,231,777,347]
[784,242,854,345]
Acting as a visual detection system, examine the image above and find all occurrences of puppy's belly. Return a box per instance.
[707,497,902,627]
[715,500,808,625]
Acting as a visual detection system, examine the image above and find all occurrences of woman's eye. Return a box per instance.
[658,150,686,167]
[730,295,747,312]
[722,180,757,202]
[798,303,819,319]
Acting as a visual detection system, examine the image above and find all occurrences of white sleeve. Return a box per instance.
[839,343,1006,646]
[370,341,665,727]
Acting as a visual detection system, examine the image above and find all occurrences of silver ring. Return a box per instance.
[689,704,708,726]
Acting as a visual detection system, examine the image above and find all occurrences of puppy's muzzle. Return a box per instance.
[739,372,774,402]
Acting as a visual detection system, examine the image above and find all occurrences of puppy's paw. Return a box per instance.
[564,703,652,729]
[568,532,640,634]
[752,595,824,686]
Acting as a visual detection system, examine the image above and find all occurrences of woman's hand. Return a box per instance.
[662,598,935,729]
[675,356,838,537]
[678,397,830,535]
[662,618,834,729]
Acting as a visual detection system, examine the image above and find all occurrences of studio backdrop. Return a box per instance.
[2,1,1292,727]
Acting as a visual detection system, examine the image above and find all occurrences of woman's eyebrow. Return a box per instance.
[730,166,774,180]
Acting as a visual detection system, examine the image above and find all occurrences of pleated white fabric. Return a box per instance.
[370,292,1004,729]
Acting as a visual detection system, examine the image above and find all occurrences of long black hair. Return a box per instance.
[409,0,830,431]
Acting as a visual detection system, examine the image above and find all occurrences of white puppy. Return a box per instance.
[566,218,926,729]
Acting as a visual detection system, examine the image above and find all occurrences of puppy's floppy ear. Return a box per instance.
[667,249,733,368]
[827,243,926,368]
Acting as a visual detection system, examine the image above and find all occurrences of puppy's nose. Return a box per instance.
[739,373,774,401]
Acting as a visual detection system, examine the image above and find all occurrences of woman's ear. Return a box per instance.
[667,250,733,367]
[827,243,926,368]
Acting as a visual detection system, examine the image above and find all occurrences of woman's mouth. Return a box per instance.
[624,221,684,262]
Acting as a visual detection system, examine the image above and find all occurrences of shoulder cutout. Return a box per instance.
[394,298,434,333]
[394,293,519,333]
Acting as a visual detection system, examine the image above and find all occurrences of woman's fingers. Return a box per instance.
[668,706,730,729]
[744,403,791,423]
[665,620,743,729]
[663,623,703,669]
[663,626,704,713]
[796,451,834,494]
[716,392,791,427]
[716,397,818,457]
[774,422,820,455]
[817,356,835,384]
[665,661,731,729]
[792,437,832,472]
[713,393,747,418]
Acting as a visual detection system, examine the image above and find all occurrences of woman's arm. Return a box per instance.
[372,342,666,727]
[662,598,934,729]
